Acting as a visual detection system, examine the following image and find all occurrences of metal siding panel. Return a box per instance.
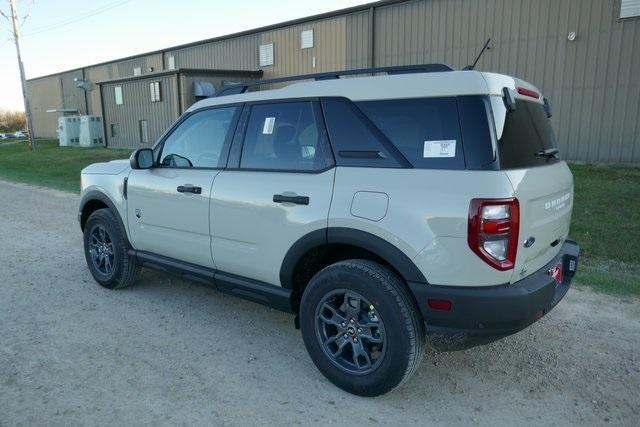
[164,34,259,72]
[59,70,85,114]
[346,11,370,69]
[26,76,63,138]
[102,75,177,149]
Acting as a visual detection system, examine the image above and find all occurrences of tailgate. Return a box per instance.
[504,162,574,283]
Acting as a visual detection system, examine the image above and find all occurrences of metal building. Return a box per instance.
[98,69,261,148]
[25,0,640,162]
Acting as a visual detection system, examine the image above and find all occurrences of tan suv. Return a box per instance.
[78,64,580,396]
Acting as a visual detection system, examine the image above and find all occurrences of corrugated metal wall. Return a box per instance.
[163,35,259,71]
[101,75,178,149]
[259,17,347,78]
[346,11,372,69]
[25,0,640,163]
[59,70,86,114]
[25,75,63,138]
[367,0,640,163]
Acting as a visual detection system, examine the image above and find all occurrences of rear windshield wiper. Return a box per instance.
[534,148,559,159]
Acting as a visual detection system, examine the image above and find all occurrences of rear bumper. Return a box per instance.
[408,240,580,351]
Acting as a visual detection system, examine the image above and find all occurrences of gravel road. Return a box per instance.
[1,179,639,426]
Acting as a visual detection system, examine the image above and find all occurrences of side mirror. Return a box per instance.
[130,148,155,170]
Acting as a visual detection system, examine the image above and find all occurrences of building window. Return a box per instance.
[150,81,161,102]
[139,120,149,144]
[133,67,142,76]
[301,29,314,49]
[114,86,123,105]
[167,55,175,70]
[259,43,274,66]
[621,0,640,18]
[110,123,119,138]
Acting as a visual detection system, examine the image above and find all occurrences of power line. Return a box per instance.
[23,0,132,37]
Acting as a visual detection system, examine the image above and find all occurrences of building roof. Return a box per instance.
[27,0,408,82]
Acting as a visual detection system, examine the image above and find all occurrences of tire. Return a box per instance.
[300,259,425,396]
[83,208,141,289]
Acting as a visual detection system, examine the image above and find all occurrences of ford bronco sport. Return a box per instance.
[79,64,580,396]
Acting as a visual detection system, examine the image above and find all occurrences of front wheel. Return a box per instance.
[300,260,425,396]
[83,208,141,289]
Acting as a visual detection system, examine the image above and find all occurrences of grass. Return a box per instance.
[0,139,131,193]
[0,140,637,296]
[569,164,640,296]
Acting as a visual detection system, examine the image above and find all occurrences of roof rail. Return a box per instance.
[216,63,453,97]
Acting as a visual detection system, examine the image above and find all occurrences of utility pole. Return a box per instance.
[2,0,36,150]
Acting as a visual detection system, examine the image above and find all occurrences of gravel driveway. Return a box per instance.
[1,179,639,426]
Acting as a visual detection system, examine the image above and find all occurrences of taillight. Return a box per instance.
[468,198,520,271]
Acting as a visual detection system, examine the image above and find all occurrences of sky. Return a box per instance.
[0,0,372,111]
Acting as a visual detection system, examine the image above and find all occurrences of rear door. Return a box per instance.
[127,106,240,268]
[491,97,574,282]
[210,100,335,286]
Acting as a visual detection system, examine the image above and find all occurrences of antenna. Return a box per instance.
[463,38,492,71]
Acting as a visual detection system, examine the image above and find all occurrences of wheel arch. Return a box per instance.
[79,191,131,247]
[280,227,428,294]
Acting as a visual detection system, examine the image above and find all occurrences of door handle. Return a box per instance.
[177,185,202,194]
[273,194,309,205]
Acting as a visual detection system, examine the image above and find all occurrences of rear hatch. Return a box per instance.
[492,96,574,283]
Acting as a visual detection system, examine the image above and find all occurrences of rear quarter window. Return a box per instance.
[356,97,465,170]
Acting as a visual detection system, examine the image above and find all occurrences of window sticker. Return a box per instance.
[263,117,276,134]
[423,140,456,158]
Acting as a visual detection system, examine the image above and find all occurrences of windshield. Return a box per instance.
[492,97,559,169]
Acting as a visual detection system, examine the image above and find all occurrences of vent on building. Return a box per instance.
[259,43,274,66]
[193,81,216,98]
[621,0,640,18]
[167,56,175,70]
[133,67,142,76]
[301,29,314,49]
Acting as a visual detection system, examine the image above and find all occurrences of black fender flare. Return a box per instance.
[279,227,428,289]
[78,191,131,247]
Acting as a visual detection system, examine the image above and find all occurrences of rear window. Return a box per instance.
[495,99,559,169]
[357,98,465,170]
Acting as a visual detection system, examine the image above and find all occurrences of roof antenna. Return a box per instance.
[463,38,491,70]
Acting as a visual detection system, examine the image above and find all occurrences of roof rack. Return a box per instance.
[216,63,453,97]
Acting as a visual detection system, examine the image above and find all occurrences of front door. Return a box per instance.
[127,106,241,268]
[211,100,335,286]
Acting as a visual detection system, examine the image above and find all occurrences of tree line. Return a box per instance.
[0,109,26,133]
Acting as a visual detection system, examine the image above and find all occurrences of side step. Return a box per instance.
[129,250,294,313]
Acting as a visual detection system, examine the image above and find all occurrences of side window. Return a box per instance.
[357,97,465,170]
[458,96,496,169]
[159,106,239,168]
[321,98,406,168]
[240,101,332,171]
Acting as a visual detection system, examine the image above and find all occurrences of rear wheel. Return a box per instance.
[83,208,141,289]
[300,259,425,396]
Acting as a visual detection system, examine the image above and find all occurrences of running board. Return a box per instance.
[129,250,293,313]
